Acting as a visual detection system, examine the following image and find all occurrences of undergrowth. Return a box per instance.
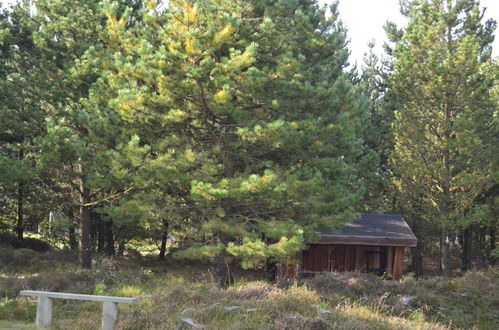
[0,245,497,329]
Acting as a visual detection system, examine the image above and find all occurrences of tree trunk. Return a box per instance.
[441,225,450,278]
[16,180,24,242]
[117,241,125,256]
[68,225,78,250]
[16,149,25,241]
[159,220,169,260]
[215,233,233,289]
[78,162,92,269]
[105,219,115,256]
[97,213,105,253]
[490,226,496,266]
[461,226,471,271]
[411,243,423,278]
[410,218,423,277]
[265,260,278,282]
[215,122,237,289]
[90,212,98,252]
[478,226,488,265]
[79,203,92,268]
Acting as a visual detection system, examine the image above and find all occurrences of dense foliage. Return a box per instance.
[385,0,497,276]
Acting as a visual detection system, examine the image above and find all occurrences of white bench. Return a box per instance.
[19,290,139,329]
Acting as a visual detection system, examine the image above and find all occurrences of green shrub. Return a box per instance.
[0,232,17,247]
[0,271,95,299]
[13,248,39,263]
[0,299,36,322]
[13,238,52,252]
[0,247,15,266]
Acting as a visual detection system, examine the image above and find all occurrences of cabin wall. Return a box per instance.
[300,244,405,280]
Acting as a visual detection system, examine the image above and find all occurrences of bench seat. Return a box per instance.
[19,290,139,329]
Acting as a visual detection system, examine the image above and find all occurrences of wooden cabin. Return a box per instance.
[281,214,417,280]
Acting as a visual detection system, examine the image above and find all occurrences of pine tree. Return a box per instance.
[102,0,371,287]
[359,41,395,211]
[0,2,49,241]
[387,0,497,276]
[19,0,143,267]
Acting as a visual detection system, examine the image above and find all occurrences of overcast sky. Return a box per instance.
[329,0,499,68]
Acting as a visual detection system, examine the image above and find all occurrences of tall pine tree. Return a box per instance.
[0,1,51,241]
[387,0,496,276]
[101,0,372,287]
[17,0,143,267]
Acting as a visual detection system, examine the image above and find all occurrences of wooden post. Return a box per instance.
[36,296,53,328]
[102,301,118,330]
[355,246,364,272]
[387,247,394,276]
[346,246,352,271]
[372,246,380,270]
[393,247,404,280]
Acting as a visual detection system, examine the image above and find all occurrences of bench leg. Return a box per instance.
[102,301,118,330]
[36,296,53,328]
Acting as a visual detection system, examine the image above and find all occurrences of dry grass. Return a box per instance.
[108,279,448,330]
[1,245,497,329]
[305,270,499,329]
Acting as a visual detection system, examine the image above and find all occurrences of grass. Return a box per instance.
[0,245,497,329]
[0,321,37,329]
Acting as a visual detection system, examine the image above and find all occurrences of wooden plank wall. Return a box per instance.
[355,245,365,271]
[392,247,404,280]
[387,246,394,275]
[301,244,405,280]
[301,244,329,272]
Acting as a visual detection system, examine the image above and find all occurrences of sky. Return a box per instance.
[328,0,499,68]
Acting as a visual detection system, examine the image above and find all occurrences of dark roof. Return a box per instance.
[314,214,417,247]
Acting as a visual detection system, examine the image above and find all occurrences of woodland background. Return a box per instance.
[0,0,497,289]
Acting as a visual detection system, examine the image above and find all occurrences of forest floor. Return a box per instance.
[0,246,498,329]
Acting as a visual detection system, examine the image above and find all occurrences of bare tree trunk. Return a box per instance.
[16,149,24,241]
[215,233,233,289]
[78,161,92,269]
[200,88,237,289]
[441,225,450,278]
[441,80,452,278]
[478,226,488,265]
[105,219,115,256]
[79,203,92,268]
[69,225,78,250]
[159,220,169,260]
[97,213,105,253]
[412,242,423,278]
[16,181,24,242]
[117,241,125,256]
[216,121,237,289]
[265,260,278,282]
[461,226,471,271]
[410,218,423,277]
[490,226,496,266]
